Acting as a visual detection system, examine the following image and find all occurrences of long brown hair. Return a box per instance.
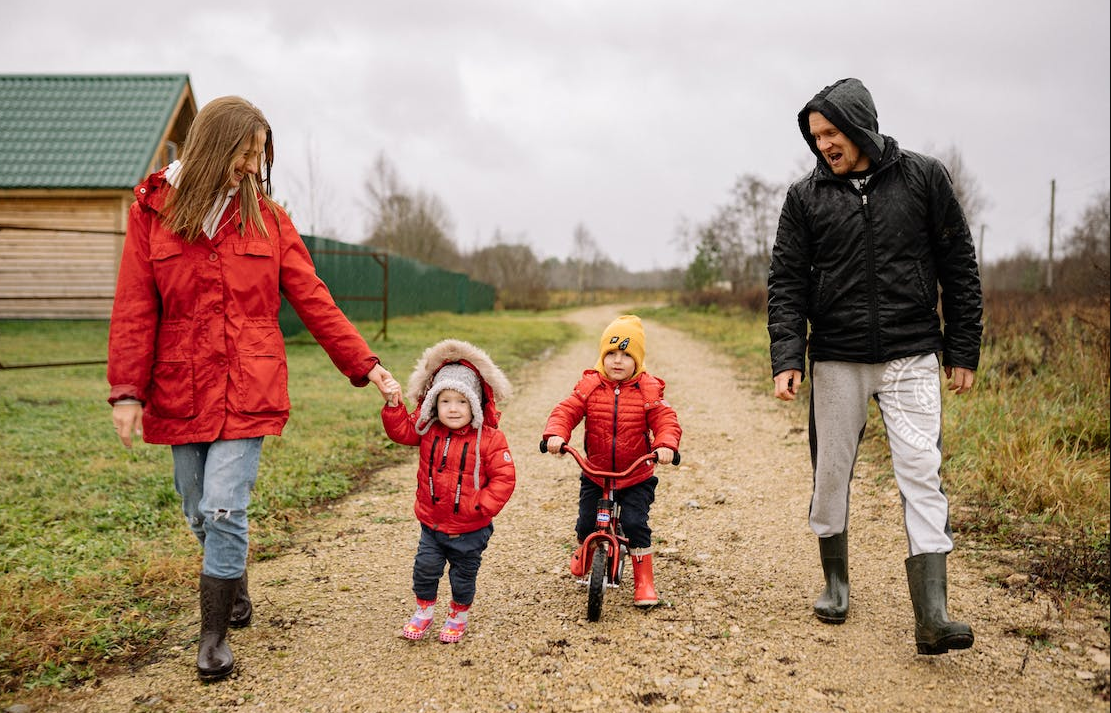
[164,96,278,243]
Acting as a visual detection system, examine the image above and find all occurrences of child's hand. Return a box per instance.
[654,447,675,465]
[386,389,401,408]
[545,436,566,456]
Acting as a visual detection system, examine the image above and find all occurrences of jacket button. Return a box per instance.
[208,253,218,261]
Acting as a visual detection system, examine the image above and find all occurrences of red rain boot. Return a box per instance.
[570,541,592,578]
[632,552,659,606]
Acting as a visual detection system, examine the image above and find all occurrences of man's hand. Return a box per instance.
[773,369,802,402]
[112,402,143,448]
[945,366,975,395]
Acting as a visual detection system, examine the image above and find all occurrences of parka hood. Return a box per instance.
[798,77,887,166]
[406,339,512,430]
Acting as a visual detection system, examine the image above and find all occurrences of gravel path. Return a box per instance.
[37,306,1108,712]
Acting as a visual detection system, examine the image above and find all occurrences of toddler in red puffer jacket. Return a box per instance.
[542,315,682,606]
[381,339,515,643]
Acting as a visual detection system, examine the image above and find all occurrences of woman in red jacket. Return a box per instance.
[543,315,682,606]
[381,339,515,643]
[107,96,397,680]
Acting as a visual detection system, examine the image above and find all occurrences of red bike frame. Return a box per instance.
[540,441,676,585]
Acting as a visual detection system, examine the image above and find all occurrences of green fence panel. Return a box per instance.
[280,235,495,337]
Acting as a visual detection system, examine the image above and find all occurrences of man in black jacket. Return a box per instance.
[767,77,983,655]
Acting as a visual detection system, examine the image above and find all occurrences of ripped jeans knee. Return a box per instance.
[172,438,263,579]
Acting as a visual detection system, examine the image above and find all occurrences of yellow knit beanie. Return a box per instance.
[595,315,646,377]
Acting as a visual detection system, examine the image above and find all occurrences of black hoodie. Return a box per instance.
[767,78,983,376]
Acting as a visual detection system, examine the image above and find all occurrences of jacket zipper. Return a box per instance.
[453,442,469,513]
[427,436,440,502]
[611,386,620,470]
[439,435,451,470]
[861,191,881,359]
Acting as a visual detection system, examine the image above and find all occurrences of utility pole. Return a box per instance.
[1047,179,1056,290]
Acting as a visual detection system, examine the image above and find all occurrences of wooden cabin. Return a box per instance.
[0,74,196,318]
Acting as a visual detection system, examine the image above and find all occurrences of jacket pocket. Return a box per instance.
[232,237,274,257]
[150,239,183,260]
[913,261,938,310]
[232,319,290,413]
[150,320,195,418]
[808,270,828,316]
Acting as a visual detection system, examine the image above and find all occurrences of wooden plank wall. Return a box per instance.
[0,193,131,319]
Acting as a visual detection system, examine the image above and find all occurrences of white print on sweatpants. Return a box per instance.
[809,355,953,557]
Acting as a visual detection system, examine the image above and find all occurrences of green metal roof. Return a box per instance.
[0,74,190,189]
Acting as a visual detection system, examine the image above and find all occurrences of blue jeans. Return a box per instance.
[576,475,658,550]
[412,523,494,606]
[172,438,263,579]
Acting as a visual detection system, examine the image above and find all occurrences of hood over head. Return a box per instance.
[798,78,886,166]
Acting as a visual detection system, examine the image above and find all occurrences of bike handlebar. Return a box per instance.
[539,439,680,478]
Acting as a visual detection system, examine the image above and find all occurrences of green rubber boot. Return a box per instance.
[905,553,974,655]
[814,532,849,624]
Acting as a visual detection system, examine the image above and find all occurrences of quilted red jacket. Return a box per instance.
[543,370,682,488]
[107,169,380,444]
[382,403,516,534]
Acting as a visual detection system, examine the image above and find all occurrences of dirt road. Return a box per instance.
[40,306,1108,712]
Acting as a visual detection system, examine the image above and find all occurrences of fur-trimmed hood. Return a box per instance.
[407,339,512,430]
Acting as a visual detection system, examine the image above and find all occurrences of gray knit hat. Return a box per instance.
[416,363,484,435]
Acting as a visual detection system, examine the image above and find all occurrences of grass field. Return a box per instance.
[2,294,1107,693]
[0,311,578,693]
[643,293,1110,602]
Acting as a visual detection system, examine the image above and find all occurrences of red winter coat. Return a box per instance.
[382,403,516,534]
[543,370,682,488]
[107,169,380,444]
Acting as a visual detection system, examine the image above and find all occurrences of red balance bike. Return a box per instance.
[540,440,680,621]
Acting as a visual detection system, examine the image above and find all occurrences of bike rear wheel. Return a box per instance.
[587,544,608,621]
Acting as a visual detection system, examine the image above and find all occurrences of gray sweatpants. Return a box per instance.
[808,354,953,556]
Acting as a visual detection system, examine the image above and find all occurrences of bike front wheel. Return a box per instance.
[587,544,608,621]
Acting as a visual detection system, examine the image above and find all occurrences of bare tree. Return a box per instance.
[571,223,606,292]
[680,174,783,293]
[932,145,990,234]
[361,151,460,269]
[469,231,549,310]
[1057,190,1110,295]
[288,134,340,238]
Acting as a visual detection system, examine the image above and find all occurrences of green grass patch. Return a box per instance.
[0,311,577,694]
[644,298,1110,600]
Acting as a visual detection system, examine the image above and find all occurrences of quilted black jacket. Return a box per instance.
[767,139,983,377]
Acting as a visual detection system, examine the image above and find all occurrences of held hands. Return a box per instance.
[368,364,402,405]
[773,369,802,402]
[945,366,975,395]
[112,402,143,448]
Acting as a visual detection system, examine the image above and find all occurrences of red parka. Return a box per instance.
[543,370,682,487]
[107,169,380,444]
[381,404,516,534]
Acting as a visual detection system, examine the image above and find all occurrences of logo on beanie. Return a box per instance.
[618,337,630,350]
[609,336,620,344]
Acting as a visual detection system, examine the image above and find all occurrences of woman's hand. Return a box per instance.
[368,364,400,403]
[112,402,143,448]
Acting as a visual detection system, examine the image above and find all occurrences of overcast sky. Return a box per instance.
[3,0,1109,272]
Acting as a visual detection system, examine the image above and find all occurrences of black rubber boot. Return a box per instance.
[905,553,974,655]
[229,570,252,629]
[197,574,236,680]
[814,532,849,624]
